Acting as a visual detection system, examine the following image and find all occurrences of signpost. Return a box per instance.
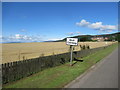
[66,38,78,66]
[66,38,78,46]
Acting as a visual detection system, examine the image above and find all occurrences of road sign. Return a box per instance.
[66,38,78,46]
[66,38,78,66]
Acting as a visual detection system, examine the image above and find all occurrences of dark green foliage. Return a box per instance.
[79,45,82,50]
[86,45,90,49]
[82,45,86,49]
[80,45,83,50]
[115,34,120,42]
[79,36,92,42]
[104,33,120,41]
[55,32,120,42]
[79,45,90,50]
[105,36,115,41]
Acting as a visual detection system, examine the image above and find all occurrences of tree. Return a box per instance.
[80,36,92,42]
[115,34,120,42]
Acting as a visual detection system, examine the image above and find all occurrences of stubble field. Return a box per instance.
[2,41,116,64]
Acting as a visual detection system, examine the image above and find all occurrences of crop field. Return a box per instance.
[2,41,116,64]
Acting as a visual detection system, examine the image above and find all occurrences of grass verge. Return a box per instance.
[3,43,118,88]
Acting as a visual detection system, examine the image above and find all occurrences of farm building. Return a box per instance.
[91,36,109,41]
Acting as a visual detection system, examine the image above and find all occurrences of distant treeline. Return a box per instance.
[55,32,120,42]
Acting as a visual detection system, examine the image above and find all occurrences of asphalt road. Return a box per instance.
[65,48,118,88]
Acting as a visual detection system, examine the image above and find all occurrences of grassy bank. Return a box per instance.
[3,43,118,88]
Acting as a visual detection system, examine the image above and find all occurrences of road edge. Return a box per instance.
[64,47,118,88]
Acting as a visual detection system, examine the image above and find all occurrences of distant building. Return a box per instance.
[91,36,109,41]
[104,37,109,40]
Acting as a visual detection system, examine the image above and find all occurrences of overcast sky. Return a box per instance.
[2,2,118,42]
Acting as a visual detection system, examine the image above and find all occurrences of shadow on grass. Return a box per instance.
[72,58,84,66]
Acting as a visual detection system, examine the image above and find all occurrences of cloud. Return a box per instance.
[21,29,26,32]
[67,32,74,35]
[89,22,103,30]
[76,31,81,34]
[47,38,63,41]
[76,19,117,32]
[2,34,44,43]
[66,31,81,36]
[1,34,64,43]
[76,19,90,27]
[10,34,32,40]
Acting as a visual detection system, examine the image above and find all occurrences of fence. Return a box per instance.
[2,45,110,84]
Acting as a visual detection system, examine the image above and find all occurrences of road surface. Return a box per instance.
[65,48,118,88]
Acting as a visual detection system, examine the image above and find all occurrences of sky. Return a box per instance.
[2,2,118,42]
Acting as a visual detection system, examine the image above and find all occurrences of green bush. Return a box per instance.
[83,45,86,49]
[86,45,90,49]
[80,45,90,50]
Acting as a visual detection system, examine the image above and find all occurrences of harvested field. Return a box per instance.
[2,41,116,63]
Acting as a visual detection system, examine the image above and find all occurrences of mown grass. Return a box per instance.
[3,43,118,88]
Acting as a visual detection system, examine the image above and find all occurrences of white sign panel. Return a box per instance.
[66,38,78,46]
